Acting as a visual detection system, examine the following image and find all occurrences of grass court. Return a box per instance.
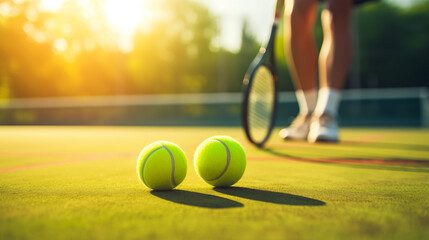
[1,126,428,239]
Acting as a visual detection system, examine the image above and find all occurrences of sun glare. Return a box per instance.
[28,0,156,53]
[104,0,145,36]
[103,0,155,52]
[39,0,66,12]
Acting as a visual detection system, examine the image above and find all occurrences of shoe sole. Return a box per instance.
[283,137,308,141]
[311,136,339,143]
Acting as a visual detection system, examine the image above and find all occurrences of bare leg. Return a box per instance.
[280,0,318,141]
[309,0,353,143]
[318,0,353,90]
[284,0,318,91]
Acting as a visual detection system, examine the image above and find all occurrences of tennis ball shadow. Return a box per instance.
[213,187,325,206]
[151,190,243,209]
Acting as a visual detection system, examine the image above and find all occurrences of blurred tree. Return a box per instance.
[355,1,429,88]
[1,0,428,100]
[0,1,68,98]
[128,0,219,94]
[0,0,136,98]
[222,21,260,93]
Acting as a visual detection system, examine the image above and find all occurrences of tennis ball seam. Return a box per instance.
[206,139,230,181]
[141,144,177,188]
[141,147,162,187]
[161,144,177,187]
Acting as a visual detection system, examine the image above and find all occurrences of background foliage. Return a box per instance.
[0,0,428,100]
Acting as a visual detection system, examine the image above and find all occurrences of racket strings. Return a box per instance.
[248,66,275,143]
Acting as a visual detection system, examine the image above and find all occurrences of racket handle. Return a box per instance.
[275,0,285,20]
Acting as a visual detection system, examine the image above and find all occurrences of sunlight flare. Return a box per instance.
[39,0,66,12]
[103,0,145,36]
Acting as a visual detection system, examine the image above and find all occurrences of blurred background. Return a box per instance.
[0,0,428,126]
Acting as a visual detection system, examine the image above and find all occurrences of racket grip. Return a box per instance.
[275,0,285,20]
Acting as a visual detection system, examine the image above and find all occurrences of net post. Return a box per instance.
[421,87,429,127]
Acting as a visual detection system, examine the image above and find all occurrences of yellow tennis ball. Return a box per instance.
[137,141,187,190]
[194,136,246,187]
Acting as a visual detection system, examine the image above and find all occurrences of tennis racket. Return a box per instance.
[242,0,284,147]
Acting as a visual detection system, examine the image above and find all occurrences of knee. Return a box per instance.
[326,0,352,16]
[324,0,352,28]
[285,0,317,27]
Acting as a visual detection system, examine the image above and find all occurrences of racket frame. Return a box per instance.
[242,0,284,147]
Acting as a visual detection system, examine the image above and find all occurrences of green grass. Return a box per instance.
[1,126,428,240]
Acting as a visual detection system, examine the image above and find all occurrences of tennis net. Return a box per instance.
[0,87,427,127]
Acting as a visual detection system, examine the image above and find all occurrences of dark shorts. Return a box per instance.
[319,0,379,5]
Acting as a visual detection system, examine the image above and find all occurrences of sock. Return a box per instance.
[314,88,341,117]
[296,89,317,115]
[304,89,317,114]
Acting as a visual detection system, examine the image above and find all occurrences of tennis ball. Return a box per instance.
[137,141,187,190]
[194,136,246,187]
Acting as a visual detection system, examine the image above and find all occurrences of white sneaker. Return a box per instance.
[307,114,339,143]
[279,114,312,141]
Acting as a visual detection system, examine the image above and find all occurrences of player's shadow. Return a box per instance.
[214,187,325,206]
[341,140,429,152]
[262,146,429,173]
[151,190,243,209]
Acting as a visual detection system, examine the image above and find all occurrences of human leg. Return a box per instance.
[309,0,353,143]
[280,0,318,140]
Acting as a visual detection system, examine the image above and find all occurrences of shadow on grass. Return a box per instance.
[151,190,243,209]
[262,147,429,173]
[262,148,301,159]
[213,187,326,206]
[342,140,429,153]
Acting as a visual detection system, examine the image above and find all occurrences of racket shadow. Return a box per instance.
[261,146,429,173]
[262,147,303,159]
[213,187,325,206]
[151,189,243,209]
[341,140,429,152]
